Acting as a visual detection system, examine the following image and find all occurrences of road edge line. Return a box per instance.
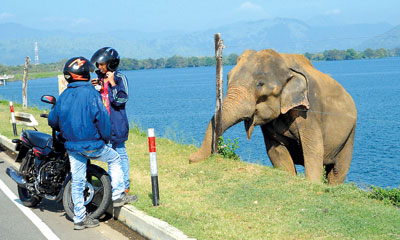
[0,179,60,240]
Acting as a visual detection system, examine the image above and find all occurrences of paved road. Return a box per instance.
[0,147,130,240]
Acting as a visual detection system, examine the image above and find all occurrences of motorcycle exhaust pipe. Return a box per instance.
[6,167,27,186]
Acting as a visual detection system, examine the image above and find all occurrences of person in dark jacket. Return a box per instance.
[91,47,132,193]
[48,56,136,230]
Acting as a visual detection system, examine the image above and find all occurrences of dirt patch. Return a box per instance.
[105,218,147,240]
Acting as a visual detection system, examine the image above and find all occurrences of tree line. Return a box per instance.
[1,48,400,76]
[304,48,400,61]
[0,59,65,75]
[119,54,239,70]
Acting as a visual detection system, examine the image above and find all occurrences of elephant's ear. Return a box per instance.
[280,68,310,114]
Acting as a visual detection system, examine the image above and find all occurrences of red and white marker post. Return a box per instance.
[9,101,17,136]
[148,128,159,206]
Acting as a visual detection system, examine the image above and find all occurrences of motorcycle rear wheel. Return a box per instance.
[63,164,112,220]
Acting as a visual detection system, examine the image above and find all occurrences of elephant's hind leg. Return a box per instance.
[327,127,356,185]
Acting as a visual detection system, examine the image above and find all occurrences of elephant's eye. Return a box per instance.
[256,82,264,87]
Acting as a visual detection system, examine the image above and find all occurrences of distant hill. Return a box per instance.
[0,19,394,65]
[359,25,400,50]
[210,19,393,55]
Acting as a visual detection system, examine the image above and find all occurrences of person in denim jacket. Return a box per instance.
[48,56,137,230]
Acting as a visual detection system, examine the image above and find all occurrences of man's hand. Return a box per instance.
[91,78,98,87]
[105,72,116,87]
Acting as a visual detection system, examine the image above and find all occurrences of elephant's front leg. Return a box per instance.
[265,140,297,175]
[262,126,296,175]
[299,126,324,183]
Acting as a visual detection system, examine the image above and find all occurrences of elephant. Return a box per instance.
[189,49,357,185]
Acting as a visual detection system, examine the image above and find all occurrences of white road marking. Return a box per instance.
[0,179,60,240]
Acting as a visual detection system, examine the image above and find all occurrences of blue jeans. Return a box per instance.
[67,145,125,223]
[108,142,130,190]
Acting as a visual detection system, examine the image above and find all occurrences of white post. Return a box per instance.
[147,128,159,206]
[9,101,17,136]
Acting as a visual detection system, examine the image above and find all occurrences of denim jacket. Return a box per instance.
[48,81,111,152]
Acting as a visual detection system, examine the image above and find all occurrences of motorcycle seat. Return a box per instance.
[24,130,52,149]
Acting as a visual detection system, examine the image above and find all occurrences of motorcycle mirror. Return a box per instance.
[41,95,56,105]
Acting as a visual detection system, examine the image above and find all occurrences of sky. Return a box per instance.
[1,0,400,33]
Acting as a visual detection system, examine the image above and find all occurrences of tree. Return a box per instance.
[363,48,375,59]
[225,53,239,65]
[323,49,346,61]
[155,58,166,68]
[375,48,388,58]
[166,55,186,68]
[187,57,200,67]
[345,49,360,60]
[304,52,313,60]
[391,48,400,57]
[142,58,156,69]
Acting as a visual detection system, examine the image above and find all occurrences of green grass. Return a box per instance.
[0,101,399,239]
[8,71,62,81]
[0,100,51,135]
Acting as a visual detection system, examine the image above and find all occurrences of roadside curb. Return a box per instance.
[0,134,195,240]
[115,205,195,240]
[0,134,17,153]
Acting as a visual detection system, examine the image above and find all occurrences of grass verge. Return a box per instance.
[9,71,62,81]
[0,101,399,240]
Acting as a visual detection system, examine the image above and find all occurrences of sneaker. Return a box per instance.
[74,216,100,230]
[113,192,138,207]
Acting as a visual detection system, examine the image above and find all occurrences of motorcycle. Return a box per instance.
[6,95,112,220]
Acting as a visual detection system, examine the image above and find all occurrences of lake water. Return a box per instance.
[1,57,399,188]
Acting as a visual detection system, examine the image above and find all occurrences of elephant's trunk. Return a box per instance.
[189,86,254,163]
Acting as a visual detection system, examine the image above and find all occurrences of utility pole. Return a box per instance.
[34,42,39,65]
[22,57,30,110]
[212,33,225,154]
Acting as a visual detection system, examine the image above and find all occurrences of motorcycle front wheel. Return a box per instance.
[62,164,112,220]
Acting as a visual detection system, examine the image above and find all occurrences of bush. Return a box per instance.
[368,186,400,207]
[217,136,240,160]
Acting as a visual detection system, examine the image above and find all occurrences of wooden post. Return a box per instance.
[212,33,225,154]
[22,57,30,110]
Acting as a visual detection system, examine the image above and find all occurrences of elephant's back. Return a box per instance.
[280,53,349,96]
[306,64,357,122]
[281,54,357,118]
[281,53,315,70]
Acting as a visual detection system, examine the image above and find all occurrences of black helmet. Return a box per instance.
[90,47,120,71]
[63,57,95,83]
